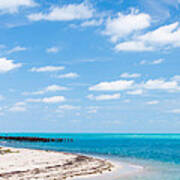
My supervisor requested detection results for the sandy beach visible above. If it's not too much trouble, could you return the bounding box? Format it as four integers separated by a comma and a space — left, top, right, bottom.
0, 146, 114, 180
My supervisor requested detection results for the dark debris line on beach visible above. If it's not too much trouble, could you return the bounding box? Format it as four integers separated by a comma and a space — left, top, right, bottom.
0, 136, 73, 143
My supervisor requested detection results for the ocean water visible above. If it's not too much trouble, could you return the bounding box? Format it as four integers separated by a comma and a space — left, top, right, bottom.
0, 133, 180, 179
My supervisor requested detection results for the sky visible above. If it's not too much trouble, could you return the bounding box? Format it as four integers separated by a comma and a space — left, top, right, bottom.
0, 0, 180, 133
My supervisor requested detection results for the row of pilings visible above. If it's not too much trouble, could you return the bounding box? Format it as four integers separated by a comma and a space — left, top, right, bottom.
0, 136, 73, 143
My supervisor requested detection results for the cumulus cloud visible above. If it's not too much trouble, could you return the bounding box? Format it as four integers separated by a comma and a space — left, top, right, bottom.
87, 93, 120, 101
142, 79, 179, 91
140, 58, 164, 65
9, 102, 27, 112
23, 85, 68, 95
46, 47, 59, 53
26, 96, 66, 103
138, 22, 180, 48
89, 80, 134, 91
28, 3, 94, 21
118, 22, 180, 52
0, 57, 22, 73
87, 106, 99, 114
30, 66, 64, 72
0, 0, 37, 14
81, 19, 103, 27
120, 73, 141, 78
45, 85, 67, 91
89, 77, 180, 94
151, 58, 164, 64
7, 46, 27, 54
171, 75, 180, 82
57, 72, 79, 79
104, 10, 151, 43
170, 109, 180, 114
15, 102, 26, 106
127, 89, 143, 95
138, 79, 180, 93
115, 41, 153, 52
140, 60, 147, 65
124, 99, 131, 103
9, 106, 26, 112
103, 8, 180, 52
26, 98, 42, 103
58, 105, 80, 110
146, 100, 159, 105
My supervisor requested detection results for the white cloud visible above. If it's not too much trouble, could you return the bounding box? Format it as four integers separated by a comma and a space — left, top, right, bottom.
140, 60, 147, 65
170, 109, 180, 114
9, 102, 27, 112
26, 96, 65, 103
142, 79, 180, 91
146, 100, 159, 105
0, 57, 22, 73
30, 66, 64, 72
171, 75, 180, 82
140, 58, 164, 65
120, 73, 141, 78
28, 3, 94, 21
105, 11, 180, 52
46, 47, 59, 53
9, 106, 26, 112
87, 109, 97, 114
89, 77, 180, 94
87, 106, 99, 114
40, 96, 66, 103
104, 10, 151, 43
23, 85, 68, 95
115, 41, 153, 52
81, 19, 103, 27
7, 46, 27, 54
89, 80, 134, 91
87, 93, 121, 101
26, 98, 41, 103
58, 105, 80, 110
124, 99, 131, 103
138, 22, 180, 48
45, 85, 67, 91
127, 89, 143, 95
151, 58, 164, 64
57, 72, 79, 79
117, 22, 180, 52
0, 0, 37, 14
14, 102, 26, 106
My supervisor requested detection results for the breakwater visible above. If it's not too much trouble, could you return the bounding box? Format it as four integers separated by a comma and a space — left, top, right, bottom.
0, 136, 73, 143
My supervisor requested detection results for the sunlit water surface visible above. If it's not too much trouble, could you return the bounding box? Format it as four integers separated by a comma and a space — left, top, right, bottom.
0, 133, 180, 180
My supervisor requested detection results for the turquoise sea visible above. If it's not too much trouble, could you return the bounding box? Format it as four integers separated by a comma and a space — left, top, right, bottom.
0, 133, 180, 179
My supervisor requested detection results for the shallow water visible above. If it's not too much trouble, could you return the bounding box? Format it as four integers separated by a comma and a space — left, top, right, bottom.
0, 133, 180, 179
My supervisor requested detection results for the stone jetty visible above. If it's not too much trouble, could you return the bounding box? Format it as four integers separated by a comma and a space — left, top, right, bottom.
0, 136, 73, 143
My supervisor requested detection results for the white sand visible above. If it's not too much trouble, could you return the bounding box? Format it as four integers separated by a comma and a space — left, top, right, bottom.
0, 146, 143, 180
0, 147, 113, 180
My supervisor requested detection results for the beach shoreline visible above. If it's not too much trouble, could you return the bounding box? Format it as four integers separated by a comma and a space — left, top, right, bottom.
0, 146, 143, 180
0, 146, 115, 180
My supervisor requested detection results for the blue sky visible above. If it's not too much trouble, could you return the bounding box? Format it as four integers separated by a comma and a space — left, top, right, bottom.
0, 0, 180, 133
